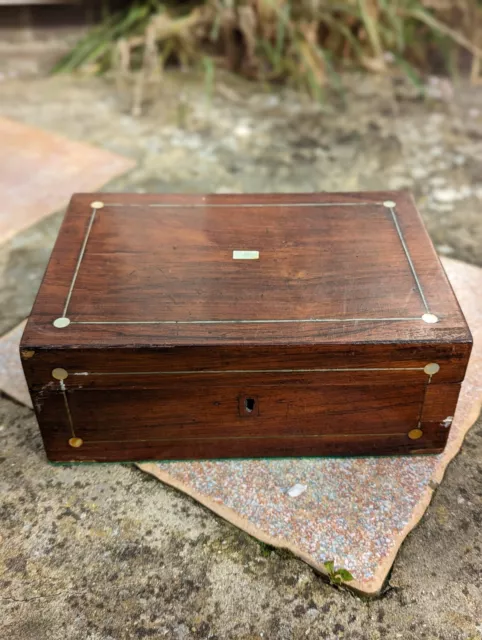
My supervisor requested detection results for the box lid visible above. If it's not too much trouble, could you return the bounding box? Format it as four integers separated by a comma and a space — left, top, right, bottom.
21, 191, 471, 361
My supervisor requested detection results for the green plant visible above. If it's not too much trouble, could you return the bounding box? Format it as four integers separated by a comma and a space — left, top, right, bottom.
323, 560, 354, 587
202, 55, 216, 105
52, 0, 163, 75
258, 541, 276, 557
52, 0, 482, 104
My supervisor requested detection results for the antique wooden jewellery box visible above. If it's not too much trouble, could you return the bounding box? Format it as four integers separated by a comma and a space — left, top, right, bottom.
21, 191, 472, 462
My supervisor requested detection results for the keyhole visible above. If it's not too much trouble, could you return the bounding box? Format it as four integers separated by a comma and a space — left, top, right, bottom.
245, 398, 255, 413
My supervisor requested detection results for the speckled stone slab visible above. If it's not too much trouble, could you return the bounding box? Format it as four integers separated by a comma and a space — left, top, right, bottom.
140, 258, 482, 595
0, 116, 135, 245
0, 320, 32, 409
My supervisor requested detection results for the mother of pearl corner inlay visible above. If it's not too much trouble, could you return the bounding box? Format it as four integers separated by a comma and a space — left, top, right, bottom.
53, 317, 71, 328
422, 313, 439, 324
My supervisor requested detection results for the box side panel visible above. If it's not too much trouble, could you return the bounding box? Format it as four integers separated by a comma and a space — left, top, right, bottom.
420, 383, 462, 432
395, 191, 471, 341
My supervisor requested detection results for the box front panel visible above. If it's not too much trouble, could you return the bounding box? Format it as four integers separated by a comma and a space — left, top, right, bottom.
33, 374, 456, 461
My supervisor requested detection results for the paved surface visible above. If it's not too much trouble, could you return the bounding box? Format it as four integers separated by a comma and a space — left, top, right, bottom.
0, 116, 134, 244
140, 255, 482, 595
0, 72, 481, 638
0, 320, 30, 408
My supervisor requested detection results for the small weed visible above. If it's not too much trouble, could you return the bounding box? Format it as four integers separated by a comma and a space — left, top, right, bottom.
258, 541, 276, 557
323, 559, 354, 587
202, 56, 215, 107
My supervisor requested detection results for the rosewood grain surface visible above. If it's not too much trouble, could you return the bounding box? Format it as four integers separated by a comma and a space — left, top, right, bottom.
22, 191, 471, 347
22, 343, 471, 388
36, 424, 449, 463
21, 191, 472, 462
41, 383, 427, 437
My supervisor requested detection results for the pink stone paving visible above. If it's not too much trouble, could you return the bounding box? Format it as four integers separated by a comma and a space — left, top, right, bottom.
139, 257, 482, 595
0, 117, 135, 244
0, 320, 31, 408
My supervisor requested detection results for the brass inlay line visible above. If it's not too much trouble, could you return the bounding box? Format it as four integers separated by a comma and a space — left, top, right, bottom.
387, 204, 430, 314
103, 201, 382, 209
60, 380, 76, 438
86, 431, 408, 444
414, 376, 432, 432
63, 207, 97, 317
70, 317, 426, 325
70, 366, 426, 376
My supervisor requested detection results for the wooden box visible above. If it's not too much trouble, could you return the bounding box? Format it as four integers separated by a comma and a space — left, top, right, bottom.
21, 191, 472, 462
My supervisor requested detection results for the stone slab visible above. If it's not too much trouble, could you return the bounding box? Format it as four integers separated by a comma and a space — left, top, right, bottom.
139, 257, 482, 595
0, 319, 31, 409
0, 116, 135, 245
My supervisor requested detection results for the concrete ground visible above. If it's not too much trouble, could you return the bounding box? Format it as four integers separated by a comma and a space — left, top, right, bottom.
0, 72, 481, 639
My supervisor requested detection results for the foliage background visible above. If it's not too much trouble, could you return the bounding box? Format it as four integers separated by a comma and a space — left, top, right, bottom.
54, 0, 482, 109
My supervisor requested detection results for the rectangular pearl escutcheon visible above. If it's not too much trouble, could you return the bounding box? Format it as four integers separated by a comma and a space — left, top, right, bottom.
232, 250, 259, 260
